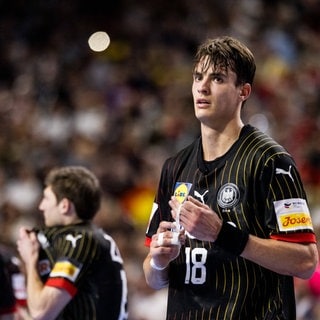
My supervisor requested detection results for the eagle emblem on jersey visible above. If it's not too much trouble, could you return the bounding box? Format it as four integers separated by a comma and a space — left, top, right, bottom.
217, 183, 240, 209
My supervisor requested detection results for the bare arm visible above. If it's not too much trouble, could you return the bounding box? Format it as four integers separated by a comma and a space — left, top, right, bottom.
242, 235, 318, 279
25, 264, 71, 320
17, 227, 72, 320
143, 253, 169, 290
170, 196, 318, 279
143, 221, 185, 290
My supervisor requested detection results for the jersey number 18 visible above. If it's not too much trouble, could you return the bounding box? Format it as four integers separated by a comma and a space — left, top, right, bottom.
184, 247, 207, 285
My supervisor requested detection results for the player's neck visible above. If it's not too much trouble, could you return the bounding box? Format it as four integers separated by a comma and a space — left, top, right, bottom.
201, 122, 243, 161
62, 214, 86, 226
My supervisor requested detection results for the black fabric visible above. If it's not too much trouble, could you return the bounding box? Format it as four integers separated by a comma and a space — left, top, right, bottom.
215, 221, 249, 255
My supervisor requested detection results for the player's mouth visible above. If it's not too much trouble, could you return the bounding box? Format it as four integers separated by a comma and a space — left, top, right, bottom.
196, 98, 210, 107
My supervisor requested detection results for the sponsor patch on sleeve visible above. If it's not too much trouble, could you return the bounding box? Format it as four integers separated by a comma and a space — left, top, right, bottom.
50, 260, 82, 283
274, 198, 314, 232
38, 259, 51, 276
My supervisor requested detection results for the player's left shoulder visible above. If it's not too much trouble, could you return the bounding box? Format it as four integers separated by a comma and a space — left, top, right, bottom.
58, 224, 92, 247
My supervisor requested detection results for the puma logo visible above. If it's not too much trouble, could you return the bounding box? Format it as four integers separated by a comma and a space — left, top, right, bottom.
276, 165, 294, 182
66, 234, 83, 248
194, 190, 209, 204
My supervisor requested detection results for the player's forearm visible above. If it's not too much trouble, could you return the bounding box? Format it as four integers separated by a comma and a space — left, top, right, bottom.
143, 255, 169, 290
241, 235, 318, 279
25, 264, 47, 319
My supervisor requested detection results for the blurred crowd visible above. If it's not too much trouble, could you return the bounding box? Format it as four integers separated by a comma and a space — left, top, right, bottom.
0, 0, 320, 319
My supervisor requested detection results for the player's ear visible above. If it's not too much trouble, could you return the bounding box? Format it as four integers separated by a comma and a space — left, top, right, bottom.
59, 197, 72, 215
239, 83, 251, 101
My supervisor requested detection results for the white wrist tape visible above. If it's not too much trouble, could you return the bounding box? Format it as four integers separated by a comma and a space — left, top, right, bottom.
170, 232, 180, 245
157, 232, 164, 246
157, 231, 180, 246
150, 258, 166, 270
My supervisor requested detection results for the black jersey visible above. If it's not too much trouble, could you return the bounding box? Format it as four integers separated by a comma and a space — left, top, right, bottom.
36, 222, 128, 320
145, 125, 316, 320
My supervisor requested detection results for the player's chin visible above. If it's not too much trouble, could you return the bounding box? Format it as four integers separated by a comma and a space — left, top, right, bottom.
43, 219, 52, 227
194, 108, 211, 119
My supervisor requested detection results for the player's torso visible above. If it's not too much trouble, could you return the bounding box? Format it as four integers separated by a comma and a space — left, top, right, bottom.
163, 127, 295, 319
37, 224, 128, 320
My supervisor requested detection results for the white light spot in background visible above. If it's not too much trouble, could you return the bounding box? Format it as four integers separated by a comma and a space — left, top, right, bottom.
88, 31, 110, 52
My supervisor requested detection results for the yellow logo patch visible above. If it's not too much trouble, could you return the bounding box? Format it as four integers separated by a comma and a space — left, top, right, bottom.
174, 182, 192, 204
50, 260, 81, 282
278, 213, 313, 231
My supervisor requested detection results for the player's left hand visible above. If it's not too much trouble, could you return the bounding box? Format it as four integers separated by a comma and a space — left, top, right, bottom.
170, 195, 222, 242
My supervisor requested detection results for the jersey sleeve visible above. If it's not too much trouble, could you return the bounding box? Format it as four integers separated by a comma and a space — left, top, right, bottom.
260, 154, 316, 243
45, 232, 94, 297
145, 158, 175, 246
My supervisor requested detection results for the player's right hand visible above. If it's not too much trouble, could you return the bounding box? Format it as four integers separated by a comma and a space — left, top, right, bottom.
150, 221, 185, 269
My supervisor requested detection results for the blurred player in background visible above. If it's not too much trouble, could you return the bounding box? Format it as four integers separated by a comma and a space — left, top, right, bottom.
17, 166, 128, 320
0, 243, 27, 320
0, 251, 16, 320
143, 36, 318, 319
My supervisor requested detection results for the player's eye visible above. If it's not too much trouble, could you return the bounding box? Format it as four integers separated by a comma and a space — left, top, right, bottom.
193, 72, 202, 81
213, 76, 223, 83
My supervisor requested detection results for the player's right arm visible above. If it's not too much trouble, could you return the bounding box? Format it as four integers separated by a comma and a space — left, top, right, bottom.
17, 228, 72, 320
143, 253, 169, 290
25, 281, 71, 320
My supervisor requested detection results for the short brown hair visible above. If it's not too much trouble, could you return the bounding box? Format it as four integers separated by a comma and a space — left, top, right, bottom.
194, 36, 256, 86
45, 166, 101, 220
